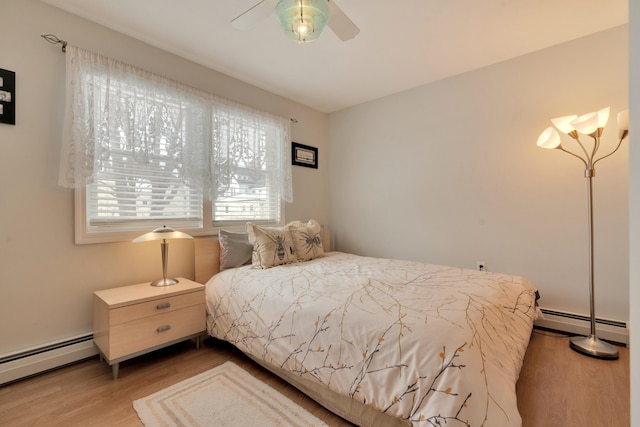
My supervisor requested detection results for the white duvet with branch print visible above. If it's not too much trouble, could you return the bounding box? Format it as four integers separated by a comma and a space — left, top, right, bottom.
205, 252, 537, 426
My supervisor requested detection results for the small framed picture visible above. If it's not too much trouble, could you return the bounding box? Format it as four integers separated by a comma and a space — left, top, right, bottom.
292, 142, 318, 169
0, 68, 15, 125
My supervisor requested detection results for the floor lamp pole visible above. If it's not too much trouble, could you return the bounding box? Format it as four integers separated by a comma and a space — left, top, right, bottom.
568, 169, 619, 359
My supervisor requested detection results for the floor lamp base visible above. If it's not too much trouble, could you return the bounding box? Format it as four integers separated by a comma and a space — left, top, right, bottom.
569, 334, 619, 360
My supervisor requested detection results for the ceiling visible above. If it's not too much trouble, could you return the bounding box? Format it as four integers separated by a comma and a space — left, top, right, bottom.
41, 0, 628, 113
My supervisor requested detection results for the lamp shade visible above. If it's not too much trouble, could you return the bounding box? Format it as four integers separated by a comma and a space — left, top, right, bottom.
275, 0, 330, 42
133, 225, 193, 243
551, 115, 577, 134
617, 109, 629, 138
570, 112, 599, 135
537, 127, 561, 149
570, 107, 610, 135
596, 106, 610, 128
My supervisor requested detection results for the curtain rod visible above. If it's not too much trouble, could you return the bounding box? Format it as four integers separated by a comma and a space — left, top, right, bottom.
41, 34, 67, 52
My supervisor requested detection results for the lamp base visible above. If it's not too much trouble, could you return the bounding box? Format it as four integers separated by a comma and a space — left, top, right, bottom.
569, 334, 619, 360
150, 278, 179, 287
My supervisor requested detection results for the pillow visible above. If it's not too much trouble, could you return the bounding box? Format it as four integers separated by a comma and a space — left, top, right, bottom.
219, 229, 253, 270
246, 223, 297, 269
287, 219, 324, 261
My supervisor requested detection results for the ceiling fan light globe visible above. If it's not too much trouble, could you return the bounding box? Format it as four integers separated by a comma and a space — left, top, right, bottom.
276, 0, 329, 42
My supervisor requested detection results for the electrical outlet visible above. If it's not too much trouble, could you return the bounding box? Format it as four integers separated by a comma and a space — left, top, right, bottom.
476, 262, 486, 272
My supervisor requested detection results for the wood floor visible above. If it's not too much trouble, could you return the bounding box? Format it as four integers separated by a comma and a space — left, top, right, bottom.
0, 329, 629, 427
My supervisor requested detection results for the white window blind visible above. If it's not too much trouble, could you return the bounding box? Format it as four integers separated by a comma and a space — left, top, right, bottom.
86, 141, 203, 233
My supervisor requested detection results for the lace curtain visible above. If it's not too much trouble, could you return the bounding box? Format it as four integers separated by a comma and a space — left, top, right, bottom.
60, 45, 292, 203
211, 100, 292, 203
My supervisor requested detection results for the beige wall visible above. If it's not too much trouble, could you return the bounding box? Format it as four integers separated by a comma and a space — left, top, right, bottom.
0, 0, 329, 356
328, 26, 629, 324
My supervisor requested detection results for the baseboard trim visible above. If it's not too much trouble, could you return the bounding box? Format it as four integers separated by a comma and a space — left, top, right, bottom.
0, 334, 98, 386
535, 308, 628, 346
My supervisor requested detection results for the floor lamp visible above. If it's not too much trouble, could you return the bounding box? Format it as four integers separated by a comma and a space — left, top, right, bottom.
536, 107, 628, 359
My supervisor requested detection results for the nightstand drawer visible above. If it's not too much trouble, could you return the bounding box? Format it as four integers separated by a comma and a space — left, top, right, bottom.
107, 303, 205, 360
109, 290, 203, 326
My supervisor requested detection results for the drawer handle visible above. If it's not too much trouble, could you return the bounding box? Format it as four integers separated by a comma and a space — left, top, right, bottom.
156, 303, 171, 310
156, 325, 171, 333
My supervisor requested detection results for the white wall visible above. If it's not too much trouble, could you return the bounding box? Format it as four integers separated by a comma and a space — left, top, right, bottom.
628, 0, 638, 424
328, 26, 629, 325
0, 0, 329, 357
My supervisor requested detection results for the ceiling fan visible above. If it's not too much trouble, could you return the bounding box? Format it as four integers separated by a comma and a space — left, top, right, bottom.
231, 0, 360, 43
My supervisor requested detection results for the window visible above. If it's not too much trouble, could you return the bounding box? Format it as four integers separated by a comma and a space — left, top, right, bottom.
61, 46, 292, 243
210, 105, 290, 226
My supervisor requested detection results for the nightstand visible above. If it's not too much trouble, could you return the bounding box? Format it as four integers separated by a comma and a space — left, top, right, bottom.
93, 277, 206, 379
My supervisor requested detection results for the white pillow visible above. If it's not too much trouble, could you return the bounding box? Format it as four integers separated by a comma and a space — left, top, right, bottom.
287, 219, 324, 261
246, 223, 297, 269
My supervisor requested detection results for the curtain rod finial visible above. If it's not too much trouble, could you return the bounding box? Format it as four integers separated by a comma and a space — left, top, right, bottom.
41, 34, 68, 52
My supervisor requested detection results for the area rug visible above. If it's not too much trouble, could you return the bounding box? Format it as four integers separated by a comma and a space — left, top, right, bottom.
133, 361, 329, 427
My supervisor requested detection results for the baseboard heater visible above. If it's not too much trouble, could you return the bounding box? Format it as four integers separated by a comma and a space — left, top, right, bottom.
0, 334, 98, 386
535, 308, 628, 345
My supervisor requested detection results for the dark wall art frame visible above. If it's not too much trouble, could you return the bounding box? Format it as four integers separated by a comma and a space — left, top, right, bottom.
0, 68, 15, 125
292, 142, 318, 169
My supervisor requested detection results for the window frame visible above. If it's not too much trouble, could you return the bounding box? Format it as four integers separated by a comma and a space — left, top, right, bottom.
75, 187, 284, 244
76, 110, 286, 244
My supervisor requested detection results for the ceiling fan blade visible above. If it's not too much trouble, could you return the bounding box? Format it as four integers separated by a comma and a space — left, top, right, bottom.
327, 0, 360, 41
231, 0, 278, 31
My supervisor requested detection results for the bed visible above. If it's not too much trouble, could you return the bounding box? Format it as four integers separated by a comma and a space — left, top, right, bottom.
195, 222, 538, 426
